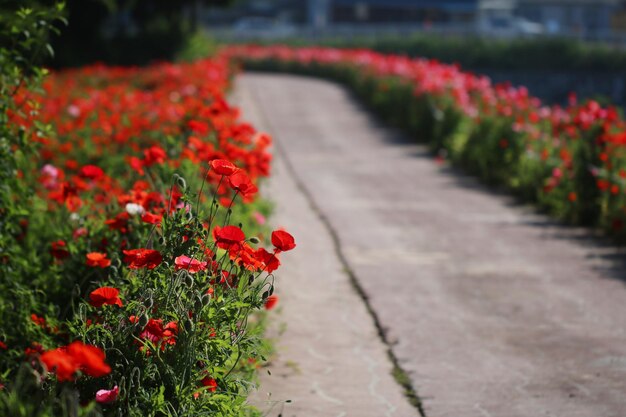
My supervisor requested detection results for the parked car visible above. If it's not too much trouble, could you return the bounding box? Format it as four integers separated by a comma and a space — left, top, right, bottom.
232, 17, 297, 39
478, 15, 545, 37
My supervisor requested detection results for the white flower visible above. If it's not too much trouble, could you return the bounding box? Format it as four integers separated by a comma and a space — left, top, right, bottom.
125, 203, 145, 216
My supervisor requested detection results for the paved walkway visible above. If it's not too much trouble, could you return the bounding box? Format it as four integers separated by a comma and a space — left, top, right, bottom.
235, 73, 626, 417
233, 75, 418, 417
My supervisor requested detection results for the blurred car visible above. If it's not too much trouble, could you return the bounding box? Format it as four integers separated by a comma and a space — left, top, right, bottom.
232, 17, 297, 39
478, 15, 545, 37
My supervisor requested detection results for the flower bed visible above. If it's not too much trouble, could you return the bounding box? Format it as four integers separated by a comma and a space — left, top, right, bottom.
227, 45, 626, 238
1, 54, 294, 416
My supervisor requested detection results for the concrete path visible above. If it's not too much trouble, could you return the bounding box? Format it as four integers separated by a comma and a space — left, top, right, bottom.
235, 73, 626, 417
233, 75, 419, 417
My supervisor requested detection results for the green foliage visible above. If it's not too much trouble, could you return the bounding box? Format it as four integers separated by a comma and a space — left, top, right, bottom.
176, 31, 220, 62
0, 0, 66, 375
0, 365, 101, 417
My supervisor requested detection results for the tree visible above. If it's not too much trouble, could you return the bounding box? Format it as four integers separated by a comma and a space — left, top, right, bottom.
49, 0, 236, 66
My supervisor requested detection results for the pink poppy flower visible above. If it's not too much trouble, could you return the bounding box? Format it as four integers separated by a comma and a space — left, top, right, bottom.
96, 385, 119, 404
174, 255, 207, 274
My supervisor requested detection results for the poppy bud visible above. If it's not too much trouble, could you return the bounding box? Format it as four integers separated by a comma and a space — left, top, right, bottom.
176, 176, 187, 191
194, 295, 203, 310
249, 237, 260, 244
185, 274, 194, 287
184, 318, 193, 332
201, 294, 211, 306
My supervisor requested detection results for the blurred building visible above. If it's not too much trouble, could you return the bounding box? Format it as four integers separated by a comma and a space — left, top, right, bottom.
207, 0, 478, 28
326, 0, 478, 24
206, 0, 626, 41
205, 0, 308, 25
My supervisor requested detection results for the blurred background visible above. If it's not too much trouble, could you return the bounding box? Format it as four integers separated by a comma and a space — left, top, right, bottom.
204, 0, 626, 105
27, 0, 626, 105
209, 0, 624, 42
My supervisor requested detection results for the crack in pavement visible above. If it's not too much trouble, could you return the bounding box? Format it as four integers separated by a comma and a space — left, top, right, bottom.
245, 75, 427, 417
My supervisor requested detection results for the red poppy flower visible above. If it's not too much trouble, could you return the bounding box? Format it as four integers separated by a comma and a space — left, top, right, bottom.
141, 212, 162, 225
41, 341, 110, 381
218, 197, 232, 208
50, 240, 70, 259
139, 319, 178, 349
40, 348, 78, 382
210, 159, 237, 176
163, 321, 178, 343
254, 248, 281, 273
31, 314, 46, 328
264, 294, 279, 310
143, 145, 167, 166
86, 252, 111, 268
89, 287, 123, 308
188, 120, 209, 135
271, 230, 296, 252
104, 212, 130, 234
228, 170, 258, 198
0, 341, 7, 350
24, 342, 44, 357
67, 341, 111, 378
129, 156, 144, 175
213, 225, 245, 247
78, 165, 104, 180
123, 248, 162, 269
233, 243, 265, 271
65, 159, 78, 170
200, 376, 217, 392
140, 319, 164, 343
